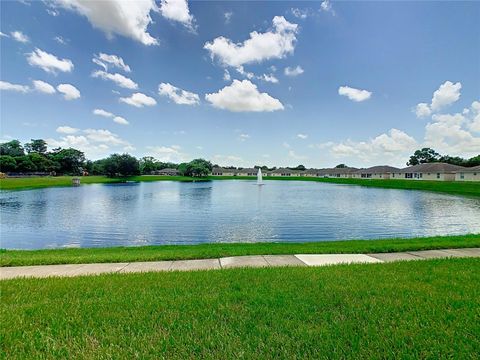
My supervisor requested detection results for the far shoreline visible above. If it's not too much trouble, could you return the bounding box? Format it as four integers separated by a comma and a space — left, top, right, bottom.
1, 174, 479, 197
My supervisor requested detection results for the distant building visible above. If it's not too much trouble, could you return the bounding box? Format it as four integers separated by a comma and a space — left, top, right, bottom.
152, 168, 179, 176
322, 168, 358, 178
236, 168, 257, 176
396, 163, 465, 181
455, 165, 480, 182
211, 167, 237, 176
353, 166, 400, 179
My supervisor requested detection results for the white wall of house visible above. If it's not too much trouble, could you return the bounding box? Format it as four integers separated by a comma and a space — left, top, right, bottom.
455, 172, 480, 181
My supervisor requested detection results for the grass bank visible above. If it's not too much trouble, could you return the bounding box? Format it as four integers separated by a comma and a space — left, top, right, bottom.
0, 175, 199, 191
1, 234, 478, 267
211, 175, 480, 197
1, 174, 479, 197
2, 258, 479, 358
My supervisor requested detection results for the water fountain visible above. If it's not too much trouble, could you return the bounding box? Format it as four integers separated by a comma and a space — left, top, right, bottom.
257, 168, 264, 185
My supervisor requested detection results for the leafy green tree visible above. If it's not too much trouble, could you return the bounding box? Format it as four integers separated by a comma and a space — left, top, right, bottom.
0, 155, 17, 172
103, 154, 140, 177
291, 164, 306, 171
28, 153, 57, 172
25, 139, 48, 154
49, 148, 85, 175
177, 162, 188, 176
15, 156, 37, 172
139, 156, 158, 174
185, 158, 212, 177
407, 148, 441, 166
0, 140, 24, 157
335, 164, 347, 168
465, 155, 480, 167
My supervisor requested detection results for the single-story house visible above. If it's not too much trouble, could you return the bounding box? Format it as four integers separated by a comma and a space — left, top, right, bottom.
455, 165, 480, 182
211, 167, 237, 176
322, 167, 358, 178
236, 168, 257, 176
269, 168, 302, 177
152, 168, 179, 176
353, 166, 400, 179
396, 163, 465, 181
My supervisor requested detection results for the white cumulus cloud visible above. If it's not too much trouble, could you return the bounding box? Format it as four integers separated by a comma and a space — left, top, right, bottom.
204, 16, 298, 68
57, 83, 80, 100
93, 53, 131, 72
158, 82, 199, 105
48, 0, 159, 45
91, 70, 138, 89
120, 92, 157, 107
284, 65, 304, 77
33, 80, 56, 94
0, 80, 30, 93
27, 48, 74, 74
338, 86, 372, 102
11, 31, 29, 43
56, 126, 79, 134
146, 145, 188, 162
160, 0, 196, 31
414, 81, 462, 118
93, 109, 114, 118
205, 79, 284, 112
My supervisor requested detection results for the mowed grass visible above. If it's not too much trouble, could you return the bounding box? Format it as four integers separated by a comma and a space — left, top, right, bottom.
1, 258, 479, 359
1, 174, 479, 196
1, 234, 479, 267
0, 175, 199, 190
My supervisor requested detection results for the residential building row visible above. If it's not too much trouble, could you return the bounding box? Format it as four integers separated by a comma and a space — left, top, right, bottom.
211, 163, 480, 182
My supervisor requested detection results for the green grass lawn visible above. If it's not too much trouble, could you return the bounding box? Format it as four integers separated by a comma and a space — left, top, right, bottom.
1, 234, 479, 267
0, 175, 200, 190
1, 174, 479, 197
1, 258, 478, 359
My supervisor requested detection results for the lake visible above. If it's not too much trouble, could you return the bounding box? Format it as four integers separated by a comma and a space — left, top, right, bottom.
1, 180, 479, 250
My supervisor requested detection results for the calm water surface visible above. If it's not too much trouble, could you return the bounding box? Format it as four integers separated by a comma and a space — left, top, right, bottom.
1, 180, 479, 249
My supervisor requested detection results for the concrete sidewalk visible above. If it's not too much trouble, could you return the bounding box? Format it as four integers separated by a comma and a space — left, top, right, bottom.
1, 248, 479, 280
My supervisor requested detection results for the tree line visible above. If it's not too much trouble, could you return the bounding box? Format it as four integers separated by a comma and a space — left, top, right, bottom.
1, 139, 479, 177
0, 139, 212, 177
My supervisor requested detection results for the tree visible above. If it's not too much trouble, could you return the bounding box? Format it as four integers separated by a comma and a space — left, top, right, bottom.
0, 140, 24, 157
28, 153, 57, 172
291, 164, 306, 171
184, 158, 212, 177
103, 154, 140, 177
177, 162, 188, 176
139, 156, 158, 174
49, 148, 85, 175
15, 156, 37, 172
0, 155, 17, 172
25, 139, 47, 154
407, 148, 441, 166
465, 155, 480, 167
335, 164, 347, 168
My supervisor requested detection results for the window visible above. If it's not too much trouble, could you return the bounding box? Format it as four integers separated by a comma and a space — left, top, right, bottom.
437, 173, 440, 179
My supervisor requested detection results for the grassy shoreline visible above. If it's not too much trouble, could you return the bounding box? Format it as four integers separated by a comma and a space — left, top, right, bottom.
1, 174, 479, 197
1, 234, 478, 267
2, 258, 479, 358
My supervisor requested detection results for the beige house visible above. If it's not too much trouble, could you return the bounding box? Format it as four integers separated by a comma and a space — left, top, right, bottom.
455, 165, 480, 182
236, 168, 257, 176
269, 168, 303, 177
396, 163, 465, 181
152, 168, 179, 176
211, 167, 237, 176
353, 166, 400, 179
322, 167, 358, 178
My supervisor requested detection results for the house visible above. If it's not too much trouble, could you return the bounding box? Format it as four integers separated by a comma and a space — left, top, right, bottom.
153, 168, 179, 176
269, 168, 301, 177
397, 163, 465, 181
455, 165, 480, 182
353, 166, 400, 179
236, 168, 257, 176
211, 167, 237, 176
323, 167, 358, 178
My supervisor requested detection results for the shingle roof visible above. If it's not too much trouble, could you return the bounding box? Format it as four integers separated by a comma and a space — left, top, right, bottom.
354, 166, 400, 174
460, 165, 480, 172
400, 163, 466, 173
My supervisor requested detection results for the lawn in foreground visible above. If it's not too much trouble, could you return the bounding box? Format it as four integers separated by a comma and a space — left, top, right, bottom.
1, 258, 479, 359
1, 234, 479, 267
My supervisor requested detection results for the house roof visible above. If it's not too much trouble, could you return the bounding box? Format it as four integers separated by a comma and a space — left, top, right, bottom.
400, 163, 466, 173
354, 166, 400, 174
323, 167, 358, 174
460, 165, 480, 172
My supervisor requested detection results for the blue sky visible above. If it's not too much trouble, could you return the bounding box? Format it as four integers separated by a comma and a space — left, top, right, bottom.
1, 0, 479, 168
